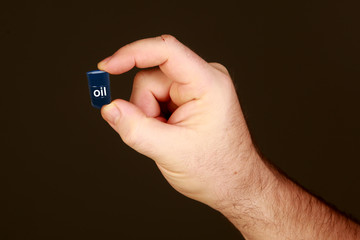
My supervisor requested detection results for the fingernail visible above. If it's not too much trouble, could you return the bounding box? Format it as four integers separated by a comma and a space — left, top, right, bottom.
102, 102, 121, 125
98, 56, 112, 70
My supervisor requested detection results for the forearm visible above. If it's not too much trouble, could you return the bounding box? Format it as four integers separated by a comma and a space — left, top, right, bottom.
216, 153, 360, 240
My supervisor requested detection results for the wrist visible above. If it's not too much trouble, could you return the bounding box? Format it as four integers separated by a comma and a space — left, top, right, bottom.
212, 148, 278, 221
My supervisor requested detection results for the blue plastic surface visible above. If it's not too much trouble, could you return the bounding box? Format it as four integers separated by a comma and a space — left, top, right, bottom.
87, 70, 111, 109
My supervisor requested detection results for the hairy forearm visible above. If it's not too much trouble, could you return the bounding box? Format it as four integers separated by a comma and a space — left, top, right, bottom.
216, 153, 360, 240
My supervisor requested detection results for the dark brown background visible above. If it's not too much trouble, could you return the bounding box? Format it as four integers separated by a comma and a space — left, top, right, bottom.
1, 0, 359, 239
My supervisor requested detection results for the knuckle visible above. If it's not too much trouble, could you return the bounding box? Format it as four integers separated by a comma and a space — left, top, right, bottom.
160, 34, 177, 43
134, 70, 146, 80
121, 124, 140, 148
133, 70, 148, 87
133, 69, 158, 89
209, 62, 230, 75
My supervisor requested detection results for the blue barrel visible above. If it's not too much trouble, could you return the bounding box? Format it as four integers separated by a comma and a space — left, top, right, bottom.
87, 70, 111, 109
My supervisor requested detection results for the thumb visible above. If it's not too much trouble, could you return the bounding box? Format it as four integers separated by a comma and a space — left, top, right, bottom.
101, 99, 176, 160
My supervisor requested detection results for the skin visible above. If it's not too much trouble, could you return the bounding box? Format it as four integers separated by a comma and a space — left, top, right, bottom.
98, 35, 360, 239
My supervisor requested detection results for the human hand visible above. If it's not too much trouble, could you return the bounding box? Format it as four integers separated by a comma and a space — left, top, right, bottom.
98, 35, 258, 209
97, 35, 360, 240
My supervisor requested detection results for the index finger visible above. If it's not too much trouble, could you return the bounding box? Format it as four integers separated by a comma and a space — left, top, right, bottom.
98, 35, 211, 85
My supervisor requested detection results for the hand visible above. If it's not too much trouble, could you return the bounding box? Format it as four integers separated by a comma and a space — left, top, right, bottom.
98, 35, 257, 208
98, 35, 360, 239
